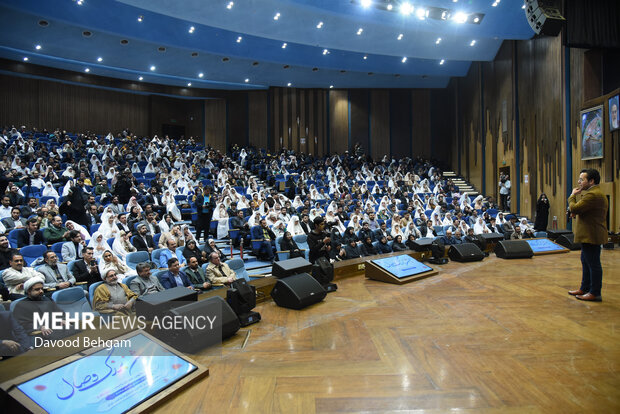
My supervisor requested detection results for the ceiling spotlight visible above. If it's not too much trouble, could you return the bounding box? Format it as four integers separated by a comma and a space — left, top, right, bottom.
189, 26, 195, 33
387, 4, 393, 10
97, 57, 103, 62
273, 12, 280, 20
439, 59, 445, 65
323, 49, 329, 55
363, 55, 368, 60
397, 33, 403, 40
187, 82, 192, 87
245, 78, 249, 83
35, 44, 41, 50
198, 72, 204, 78
76, 0, 83, 5
329, 85, 334, 89
441, 11, 449, 20
84, 68, 90, 72
137, 15, 143, 22
522, 4, 526, 9
282, 42, 287, 49
474, 16, 480, 23
287, 82, 292, 87
492, 0, 500, 6
357, 28, 363, 35
237, 36, 242, 43
150, 65, 156, 71
361, 0, 372, 8
402, 57, 407, 63
436, 37, 442, 44
226, 2, 234, 10
400, 2, 414, 16
23, 57, 29, 61
316, 21, 323, 29
416, 8, 428, 19
138, 76, 143, 81
453, 12, 468, 23
470, 40, 476, 46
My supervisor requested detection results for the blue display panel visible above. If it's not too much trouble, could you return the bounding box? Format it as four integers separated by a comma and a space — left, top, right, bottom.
526, 238, 567, 253
17, 333, 197, 414
371, 255, 432, 279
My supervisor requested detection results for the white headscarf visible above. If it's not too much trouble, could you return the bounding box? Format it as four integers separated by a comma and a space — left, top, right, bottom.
87, 232, 108, 258
42, 182, 60, 201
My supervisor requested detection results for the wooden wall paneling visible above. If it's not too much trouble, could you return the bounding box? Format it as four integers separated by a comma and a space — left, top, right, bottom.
319, 90, 327, 156
370, 90, 389, 161
389, 89, 412, 158
429, 86, 456, 167
272, 88, 280, 151
248, 91, 268, 150
458, 64, 482, 191
226, 92, 248, 147
411, 90, 431, 158
292, 89, 299, 152
299, 89, 307, 154
282, 88, 289, 150
349, 89, 369, 154
329, 90, 349, 154
307, 90, 315, 156
204, 99, 226, 152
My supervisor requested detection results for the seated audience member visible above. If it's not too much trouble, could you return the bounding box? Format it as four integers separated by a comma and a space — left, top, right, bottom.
440, 229, 461, 245
205, 252, 236, 286
184, 256, 212, 290
112, 231, 136, 261
0, 235, 16, 270
159, 239, 186, 268
329, 242, 347, 261
129, 262, 165, 297
342, 227, 359, 244
360, 236, 377, 257
3, 207, 27, 231
488, 217, 503, 234
377, 236, 393, 254
502, 217, 518, 236
16, 218, 44, 248
159, 258, 194, 289
140, 212, 160, 236
20, 197, 39, 219
182, 239, 207, 265
279, 231, 304, 259
93, 269, 138, 315
405, 234, 418, 251
392, 234, 407, 252
523, 228, 535, 239
86, 204, 101, 227
70, 247, 100, 286
37, 251, 75, 290
420, 220, 437, 237
510, 225, 523, 240
132, 224, 156, 253
250, 219, 276, 261
43, 215, 70, 244
229, 209, 250, 248
358, 222, 375, 242
88, 231, 108, 259
0, 310, 30, 357
61, 230, 86, 261
8, 186, 25, 207
116, 213, 131, 233
2, 253, 45, 299
158, 224, 184, 248
344, 239, 363, 259
376, 222, 393, 241
99, 249, 134, 279
13, 277, 79, 340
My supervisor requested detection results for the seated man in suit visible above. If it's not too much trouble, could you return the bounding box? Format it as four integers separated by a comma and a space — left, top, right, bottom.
132, 224, 156, 254
250, 219, 276, 261
440, 229, 461, 245
37, 251, 76, 291
16, 218, 44, 248
116, 213, 132, 233
4, 207, 27, 231
420, 220, 437, 238
139, 212, 161, 236
0, 235, 16, 270
86, 204, 101, 228
487, 217, 503, 234
61, 230, 86, 262
93, 269, 138, 316
205, 252, 236, 286
159, 239, 186, 268
43, 215, 70, 244
510, 225, 523, 240
0, 310, 30, 357
2, 253, 46, 299
69, 247, 100, 286
129, 262, 165, 296
159, 258, 194, 290
184, 256, 212, 290
158, 224, 184, 249
229, 209, 250, 248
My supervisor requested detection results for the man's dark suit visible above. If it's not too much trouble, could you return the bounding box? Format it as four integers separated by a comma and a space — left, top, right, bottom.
0, 311, 30, 356
70, 259, 101, 285
160, 270, 192, 289
16, 228, 44, 248
132, 234, 155, 252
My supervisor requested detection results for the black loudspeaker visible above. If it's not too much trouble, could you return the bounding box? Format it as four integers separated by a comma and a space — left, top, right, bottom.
226, 279, 261, 327
272, 257, 313, 278
556, 233, 582, 250
546, 229, 573, 240
495, 240, 534, 259
163, 296, 240, 353
136, 286, 198, 321
448, 243, 485, 262
525, 0, 565, 36
312, 256, 337, 292
410, 238, 434, 252
270, 273, 327, 310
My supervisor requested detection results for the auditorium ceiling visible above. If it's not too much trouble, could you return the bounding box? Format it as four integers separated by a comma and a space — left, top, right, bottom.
0, 0, 534, 90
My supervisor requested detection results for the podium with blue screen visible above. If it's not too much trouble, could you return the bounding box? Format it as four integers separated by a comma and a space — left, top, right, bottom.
526, 238, 570, 255
365, 253, 438, 284
2, 330, 208, 414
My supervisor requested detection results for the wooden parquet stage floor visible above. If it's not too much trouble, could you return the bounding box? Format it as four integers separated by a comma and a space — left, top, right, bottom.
155, 249, 620, 413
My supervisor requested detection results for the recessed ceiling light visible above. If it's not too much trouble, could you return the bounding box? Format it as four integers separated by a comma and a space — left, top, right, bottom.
453, 12, 468, 23
316, 21, 323, 29
23, 57, 28, 61
273, 12, 280, 20
97, 57, 103, 62
137, 15, 143, 22
76, 0, 83, 5
329, 85, 334, 88
400, 2, 414, 15
436, 37, 442, 44
402, 57, 407, 63
357, 28, 363, 35
397, 33, 403, 40
323, 49, 329, 55
226, 2, 234, 10
187, 82, 192, 87
287, 82, 292, 87
84, 68, 90, 72
198, 72, 204, 78
120, 39, 129, 45
282, 42, 287, 49
361, 0, 372, 8
191, 52, 199, 57
237, 36, 242, 43
189, 26, 195, 34
387, 4, 393, 10
363, 55, 368, 60
245, 78, 249, 83
441, 11, 449, 20
158, 46, 166, 52
492, 0, 500, 6
252, 61, 259, 66
439, 59, 445, 65
283, 65, 290, 69
222, 57, 230, 62
416, 8, 428, 19
138, 76, 143, 81
38, 20, 49, 27
312, 67, 319, 72
470, 40, 476, 46
82, 30, 92, 37
474, 16, 480, 23
35, 44, 41, 50
150, 65, 156, 71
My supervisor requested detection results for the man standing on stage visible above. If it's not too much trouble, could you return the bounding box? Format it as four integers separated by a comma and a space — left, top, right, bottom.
567, 169, 608, 302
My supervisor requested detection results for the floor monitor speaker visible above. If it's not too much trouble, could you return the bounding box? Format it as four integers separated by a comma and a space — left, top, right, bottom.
448, 243, 485, 262
494, 240, 534, 259
270, 273, 327, 310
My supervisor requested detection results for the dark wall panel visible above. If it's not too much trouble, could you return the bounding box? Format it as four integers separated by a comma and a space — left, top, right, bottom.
349, 89, 369, 153
411, 89, 431, 158
370, 90, 389, 161
227, 92, 248, 148
248, 91, 268, 150
389, 89, 412, 158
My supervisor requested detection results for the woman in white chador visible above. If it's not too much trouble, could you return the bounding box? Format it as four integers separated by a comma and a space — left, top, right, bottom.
212, 203, 230, 240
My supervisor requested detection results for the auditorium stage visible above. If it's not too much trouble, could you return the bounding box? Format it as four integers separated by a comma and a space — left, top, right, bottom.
150, 249, 620, 413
